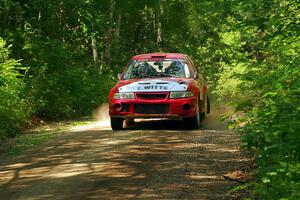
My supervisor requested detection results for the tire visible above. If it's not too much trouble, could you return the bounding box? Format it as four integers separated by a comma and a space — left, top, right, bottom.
200, 95, 210, 121
207, 95, 210, 114
183, 103, 201, 130
110, 117, 123, 130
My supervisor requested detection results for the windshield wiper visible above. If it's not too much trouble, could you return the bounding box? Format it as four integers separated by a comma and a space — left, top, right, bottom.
134, 73, 177, 78
137, 74, 159, 78
158, 73, 177, 77
132, 74, 156, 79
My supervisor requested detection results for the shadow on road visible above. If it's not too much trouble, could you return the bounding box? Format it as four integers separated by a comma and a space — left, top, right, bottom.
0, 112, 250, 200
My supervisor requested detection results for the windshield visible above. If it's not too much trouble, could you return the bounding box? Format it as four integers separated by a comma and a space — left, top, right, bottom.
122, 59, 191, 80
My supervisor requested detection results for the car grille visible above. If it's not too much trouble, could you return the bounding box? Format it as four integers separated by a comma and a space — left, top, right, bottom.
121, 103, 130, 112
136, 93, 168, 100
134, 104, 169, 114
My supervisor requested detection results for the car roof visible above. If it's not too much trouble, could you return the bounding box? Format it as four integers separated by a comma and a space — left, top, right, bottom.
132, 53, 188, 60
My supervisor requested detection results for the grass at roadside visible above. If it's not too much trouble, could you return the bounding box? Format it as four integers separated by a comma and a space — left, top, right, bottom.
7, 129, 64, 156
0, 119, 94, 157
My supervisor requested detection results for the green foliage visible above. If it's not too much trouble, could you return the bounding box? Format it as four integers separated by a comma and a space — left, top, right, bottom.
0, 38, 31, 140
205, 0, 300, 198
31, 67, 115, 119
0, 1, 299, 198
0, 0, 116, 139
228, 0, 300, 199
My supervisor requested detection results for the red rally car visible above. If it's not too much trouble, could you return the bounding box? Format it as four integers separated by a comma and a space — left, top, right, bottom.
108, 53, 210, 130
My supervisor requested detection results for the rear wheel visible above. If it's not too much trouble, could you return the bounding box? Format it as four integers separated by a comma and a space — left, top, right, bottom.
207, 95, 210, 114
200, 95, 210, 121
110, 117, 123, 130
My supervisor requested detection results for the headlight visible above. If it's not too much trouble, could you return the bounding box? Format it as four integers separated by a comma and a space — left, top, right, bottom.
169, 91, 194, 98
113, 92, 135, 99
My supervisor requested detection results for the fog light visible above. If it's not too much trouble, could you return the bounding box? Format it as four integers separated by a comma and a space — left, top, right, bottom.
182, 103, 191, 110
114, 103, 122, 111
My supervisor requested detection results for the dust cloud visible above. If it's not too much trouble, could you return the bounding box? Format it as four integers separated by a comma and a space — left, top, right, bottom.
92, 103, 110, 122
70, 104, 110, 132
91, 103, 110, 127
200, 100, 235, 130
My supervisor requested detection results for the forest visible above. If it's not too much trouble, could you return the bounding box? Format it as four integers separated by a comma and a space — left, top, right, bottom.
0, 0, 299, 199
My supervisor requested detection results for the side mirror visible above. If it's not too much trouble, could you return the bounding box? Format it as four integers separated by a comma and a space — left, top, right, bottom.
194, 72, 199, 79
117, 73, 121, 80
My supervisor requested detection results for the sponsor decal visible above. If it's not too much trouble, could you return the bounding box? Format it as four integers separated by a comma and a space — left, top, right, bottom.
119, 79, 187, 92
138, 85, 168, 90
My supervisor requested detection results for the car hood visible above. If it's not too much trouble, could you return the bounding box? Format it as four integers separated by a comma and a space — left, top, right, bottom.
116, 77, 192, 93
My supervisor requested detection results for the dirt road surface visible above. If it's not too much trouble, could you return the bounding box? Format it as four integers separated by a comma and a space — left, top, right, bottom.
0, 110, 251, 200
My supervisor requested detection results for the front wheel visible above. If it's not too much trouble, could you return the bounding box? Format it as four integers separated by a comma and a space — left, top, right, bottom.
183, 104, 200, 130
110, 117, 123, 130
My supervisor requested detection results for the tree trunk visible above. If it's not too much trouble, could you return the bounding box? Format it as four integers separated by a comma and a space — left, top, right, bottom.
103, 0, 116, 66
156, 0, 164, 46
91, 35, 99, 65
37, 10, 42, 35
103, 31, 110, 66
114, 11, 122, 42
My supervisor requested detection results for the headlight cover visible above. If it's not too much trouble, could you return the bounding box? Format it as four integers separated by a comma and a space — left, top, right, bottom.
169, 91, 194, 98
113, 92, 135, 99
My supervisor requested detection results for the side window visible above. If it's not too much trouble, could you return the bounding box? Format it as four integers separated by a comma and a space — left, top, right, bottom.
183, 64, 190, 78
185, 56, 196, 77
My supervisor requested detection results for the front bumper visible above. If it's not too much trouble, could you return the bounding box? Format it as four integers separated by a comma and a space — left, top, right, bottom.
109, 95, 198, 119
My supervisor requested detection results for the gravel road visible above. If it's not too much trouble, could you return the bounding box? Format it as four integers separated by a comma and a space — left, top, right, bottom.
0, 111, 251, 200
